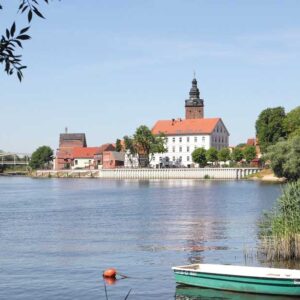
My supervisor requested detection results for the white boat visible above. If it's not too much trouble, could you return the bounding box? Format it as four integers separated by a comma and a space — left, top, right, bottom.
172, 263, 300, 296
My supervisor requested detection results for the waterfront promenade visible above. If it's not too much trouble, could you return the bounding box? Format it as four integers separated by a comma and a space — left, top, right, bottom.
35, 167, 260, 179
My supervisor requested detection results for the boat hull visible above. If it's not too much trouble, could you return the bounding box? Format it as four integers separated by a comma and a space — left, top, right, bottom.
174, 270, 300, 296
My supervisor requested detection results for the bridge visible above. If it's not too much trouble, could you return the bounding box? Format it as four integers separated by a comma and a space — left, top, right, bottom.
0, 152, 31, 166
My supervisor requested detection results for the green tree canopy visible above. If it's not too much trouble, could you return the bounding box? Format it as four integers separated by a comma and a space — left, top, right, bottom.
218, 147, 231, 162
192, 148, 207, 167
29, 145, 53, 169
206, 147, 218, 163
265, 135, 300, 181
243, 146, 256, 163
124, 125, 166, 167
115, 139, 122, 152
236, 143, 246, 148
255, 107, 286, 153
231, 147, 243, 162
283, 106, 300, 138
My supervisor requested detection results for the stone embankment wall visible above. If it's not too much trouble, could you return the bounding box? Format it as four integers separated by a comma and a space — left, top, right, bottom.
35, 168, 260, 179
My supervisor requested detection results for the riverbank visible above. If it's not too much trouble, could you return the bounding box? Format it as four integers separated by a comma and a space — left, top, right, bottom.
33, 167, 261, 179
247, 168, 286, 183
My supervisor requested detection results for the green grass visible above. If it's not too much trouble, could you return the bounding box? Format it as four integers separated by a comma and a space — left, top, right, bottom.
259, 180, 300, 260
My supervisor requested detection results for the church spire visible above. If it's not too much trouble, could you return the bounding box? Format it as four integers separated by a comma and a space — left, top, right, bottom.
189, 77, 200, 99
185, 76, 204, 119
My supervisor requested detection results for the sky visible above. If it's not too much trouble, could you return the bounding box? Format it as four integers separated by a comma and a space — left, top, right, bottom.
1, 0, 300, 154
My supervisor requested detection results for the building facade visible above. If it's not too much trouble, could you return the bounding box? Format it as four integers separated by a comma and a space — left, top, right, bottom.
55, 132, 87, 170
150, 77, 230, 168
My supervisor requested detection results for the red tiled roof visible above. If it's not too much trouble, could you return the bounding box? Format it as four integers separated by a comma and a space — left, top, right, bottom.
98, 143, 115, 152
56, 148, 73, 159
152, 118, 221, 135
247, 138, 256, 146
72, 147, 101, 158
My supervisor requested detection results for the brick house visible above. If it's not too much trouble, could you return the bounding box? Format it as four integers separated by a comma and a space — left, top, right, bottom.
103, 151, 125, 169
55, 133, 87, 170
72, 147, 101, 169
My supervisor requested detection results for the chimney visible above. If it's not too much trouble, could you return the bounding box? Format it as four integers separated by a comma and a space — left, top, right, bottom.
65, 127, 68, 134
172, 118, 175, 125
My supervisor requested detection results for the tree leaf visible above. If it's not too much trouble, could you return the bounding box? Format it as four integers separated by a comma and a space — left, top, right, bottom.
21, 5, 28, 13
33, 6, 45, 19
10, 22, 16, 37
17, 34, 31, 40
6, 29, 10, 39
17, 71, 22, 82
28, 10, 33, 22
18, 2, 25, 11
20, 26, 30, 34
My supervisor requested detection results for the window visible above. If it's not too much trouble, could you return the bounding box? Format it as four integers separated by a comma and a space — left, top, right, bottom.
194, 137, 197, 142
153, 157, 155, 161
75, 160, 78, 165
173, 156, 175, 161
179, 156, 182, 161
202, 136, 205, 142
179, 137, 182, 142
166, 137, 168, 143
159, 157, 162, 161
194, 146, 197, 150
172, 146, 175, 152
172, 137, 175, 143
179, 146, 182, 152
187, 136, 190, 142
187, 146, 190, 152
187, 156, 190, 161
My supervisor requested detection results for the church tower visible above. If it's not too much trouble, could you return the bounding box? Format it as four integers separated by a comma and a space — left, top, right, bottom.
185, 77, 204, 119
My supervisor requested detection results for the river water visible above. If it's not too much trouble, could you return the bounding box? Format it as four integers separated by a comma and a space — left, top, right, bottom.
0, 177, 284, 299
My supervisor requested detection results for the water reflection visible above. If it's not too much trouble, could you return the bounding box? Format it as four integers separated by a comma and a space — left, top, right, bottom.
0, 178, 282, 299
175, 285, 295, 300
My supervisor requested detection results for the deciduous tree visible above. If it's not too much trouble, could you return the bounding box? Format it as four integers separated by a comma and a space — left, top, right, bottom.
29, 145, 53, 169
192, 148, 207, 167
115, 139, 122, 152
124, 125, 166, 167
284, 106, 300, 138
255, 107, 286, 153
231, 147, 243, 162
243, 146, 256, 163
218, 147, 230, 163
265, 135, 300, 181
206, 147, 218, 164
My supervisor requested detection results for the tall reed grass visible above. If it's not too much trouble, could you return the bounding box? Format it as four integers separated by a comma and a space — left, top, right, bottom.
259, 180, 300, 260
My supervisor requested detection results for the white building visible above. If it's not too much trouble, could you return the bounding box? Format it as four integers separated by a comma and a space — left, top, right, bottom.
124, 77, 230, 168
151, 118, 229, 168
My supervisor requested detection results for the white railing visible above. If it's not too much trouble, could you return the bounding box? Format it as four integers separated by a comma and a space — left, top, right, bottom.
36, 168, 261, 179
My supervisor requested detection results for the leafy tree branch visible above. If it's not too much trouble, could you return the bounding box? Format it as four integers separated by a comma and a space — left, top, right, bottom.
0, 0, 50, 81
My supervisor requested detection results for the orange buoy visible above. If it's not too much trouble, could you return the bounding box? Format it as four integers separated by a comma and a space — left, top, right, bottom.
104, 277, 117, 285
103, 268, 117, 278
